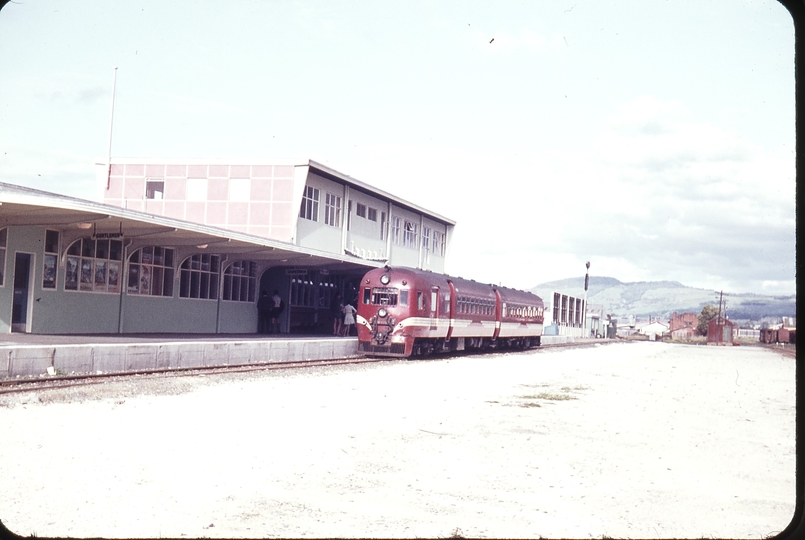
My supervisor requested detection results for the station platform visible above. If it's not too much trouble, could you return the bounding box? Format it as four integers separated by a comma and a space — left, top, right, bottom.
0, 332, 602, 380
0, 333, 359, 379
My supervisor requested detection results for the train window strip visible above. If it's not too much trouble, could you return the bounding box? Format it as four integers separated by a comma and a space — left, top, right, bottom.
457, 295, 495, 316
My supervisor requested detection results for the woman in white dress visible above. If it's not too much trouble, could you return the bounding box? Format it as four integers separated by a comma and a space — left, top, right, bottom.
342, 303, 357, 336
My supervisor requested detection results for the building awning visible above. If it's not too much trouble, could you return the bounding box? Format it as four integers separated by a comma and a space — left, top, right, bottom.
0, 181, 380, 272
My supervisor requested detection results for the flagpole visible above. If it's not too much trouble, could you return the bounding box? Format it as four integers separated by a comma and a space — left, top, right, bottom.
106, 67, 118, 189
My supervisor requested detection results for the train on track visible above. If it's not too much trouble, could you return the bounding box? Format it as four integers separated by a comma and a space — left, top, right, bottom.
356, 266, 544, 357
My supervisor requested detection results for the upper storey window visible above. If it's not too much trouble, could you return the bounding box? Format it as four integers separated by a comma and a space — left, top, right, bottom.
229, 178, 250, 202
128, 247, 175, 297
187, 178, 208, 201
324, 192, 341, 227
300, 186, 319, 221
432, 230, 445, 257
146, 180, 164, 200
391, 216, 401, 245
403, 220, 418, 249
65, 238, 124, 293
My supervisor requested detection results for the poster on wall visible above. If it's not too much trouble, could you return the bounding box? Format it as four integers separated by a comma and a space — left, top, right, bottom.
80, 259, 93, 291
108, 261, 120, 294
65, 257, 78, 291
127, 265, 140, 295
42, 254, 57, 289
140, 265, 151, 295
94, 260, 107, 292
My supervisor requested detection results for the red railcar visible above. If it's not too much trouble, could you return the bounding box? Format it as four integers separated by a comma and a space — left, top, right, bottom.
356, 266, 544, 357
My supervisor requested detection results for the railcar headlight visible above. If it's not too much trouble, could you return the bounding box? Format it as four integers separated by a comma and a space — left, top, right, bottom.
378, 308, 388, 318
380, 274, 390, 285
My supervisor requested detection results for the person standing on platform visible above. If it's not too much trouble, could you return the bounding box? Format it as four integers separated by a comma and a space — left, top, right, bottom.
342, 302, 357, 337
257, 291, 272, 334
269, 290, 284, 333
331, 293, 344, 336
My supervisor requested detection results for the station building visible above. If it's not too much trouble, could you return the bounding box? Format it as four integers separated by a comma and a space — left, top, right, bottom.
0, 159, 454, 335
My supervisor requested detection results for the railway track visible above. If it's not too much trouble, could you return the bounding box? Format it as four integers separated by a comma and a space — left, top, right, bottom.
0, 356, 385, 395
0, 339, 615, 396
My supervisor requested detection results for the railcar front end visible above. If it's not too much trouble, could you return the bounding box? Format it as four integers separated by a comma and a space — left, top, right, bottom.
356, 266, 418, 357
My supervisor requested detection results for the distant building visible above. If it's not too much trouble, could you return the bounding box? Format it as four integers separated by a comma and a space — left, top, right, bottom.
638, 320, 669, 340
543, 291, 586, 337
669, 312, 698, 339
707, 316, 735, 346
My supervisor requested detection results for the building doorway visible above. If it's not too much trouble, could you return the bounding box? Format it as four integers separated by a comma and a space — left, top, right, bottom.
12, 252, 33, 333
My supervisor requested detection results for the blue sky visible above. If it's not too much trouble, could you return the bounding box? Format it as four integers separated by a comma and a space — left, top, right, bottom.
0, 0, 796, 295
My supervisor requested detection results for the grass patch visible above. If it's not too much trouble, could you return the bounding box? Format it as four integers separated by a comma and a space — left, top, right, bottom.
519, 402, 542, 408
521, 393, 577, 401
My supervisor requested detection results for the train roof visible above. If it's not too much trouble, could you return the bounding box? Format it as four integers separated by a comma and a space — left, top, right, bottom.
364, 266, 543, 304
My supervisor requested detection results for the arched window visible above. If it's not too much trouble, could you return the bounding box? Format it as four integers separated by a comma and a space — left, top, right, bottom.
179, 254, 220, 299
65, 238, 123, 293
127, 246, 175, 297
222, 260, 257, 302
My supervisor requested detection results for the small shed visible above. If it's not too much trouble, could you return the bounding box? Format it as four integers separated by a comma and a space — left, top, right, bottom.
707, 317, 735, 346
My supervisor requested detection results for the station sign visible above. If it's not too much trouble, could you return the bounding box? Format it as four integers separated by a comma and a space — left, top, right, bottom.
92, 232, 124, 239
285, 268, 308, 276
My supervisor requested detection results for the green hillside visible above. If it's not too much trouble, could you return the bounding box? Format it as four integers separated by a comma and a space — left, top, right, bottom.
530, 277, 795, 320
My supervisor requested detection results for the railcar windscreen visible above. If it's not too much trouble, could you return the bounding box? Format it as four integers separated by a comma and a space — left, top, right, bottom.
369, 287, 402, 305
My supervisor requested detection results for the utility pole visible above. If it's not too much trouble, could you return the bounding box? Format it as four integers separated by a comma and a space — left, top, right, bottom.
583, 261, 590, 337
715, 290, 728, 324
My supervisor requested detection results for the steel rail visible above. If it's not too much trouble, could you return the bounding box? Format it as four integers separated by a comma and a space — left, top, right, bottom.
0, 356, 385, 395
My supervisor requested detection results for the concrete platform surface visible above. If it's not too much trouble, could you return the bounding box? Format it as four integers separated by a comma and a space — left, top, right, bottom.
0, 333, 359, 379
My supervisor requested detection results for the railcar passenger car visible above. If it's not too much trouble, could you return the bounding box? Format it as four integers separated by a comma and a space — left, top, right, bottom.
356, 266, 544, 357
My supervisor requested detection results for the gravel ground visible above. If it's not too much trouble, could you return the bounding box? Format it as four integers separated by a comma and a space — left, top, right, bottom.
0, 341, 795, 538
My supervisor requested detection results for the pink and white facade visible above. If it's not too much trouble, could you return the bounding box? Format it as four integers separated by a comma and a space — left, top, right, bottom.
96, 158, 454, 274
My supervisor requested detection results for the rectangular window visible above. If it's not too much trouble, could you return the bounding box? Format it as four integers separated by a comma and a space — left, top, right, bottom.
300, 186, 319, 221
422, 226, 431, 252
146, 180, 164, 200
186, 178, 208, 201
432, 231, 443, 256
42, 230, 59, 289
403, 220, 417, 249
553, 292, 560, 322
370, 287, 398, 305
356, 203, 366, 218
391, 216, 401, 245
229, 178, 251, 202
399, 290, 409, 306
325, 192, 341, 227
368, 207, 377, 222
381, 212, 387, 240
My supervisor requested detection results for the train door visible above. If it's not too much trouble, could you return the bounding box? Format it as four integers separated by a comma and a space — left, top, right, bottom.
430, 286, 439, 331
445, 280, 456, 340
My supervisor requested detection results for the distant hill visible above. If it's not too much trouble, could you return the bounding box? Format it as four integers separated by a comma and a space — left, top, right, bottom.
530, 276, 796, 320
